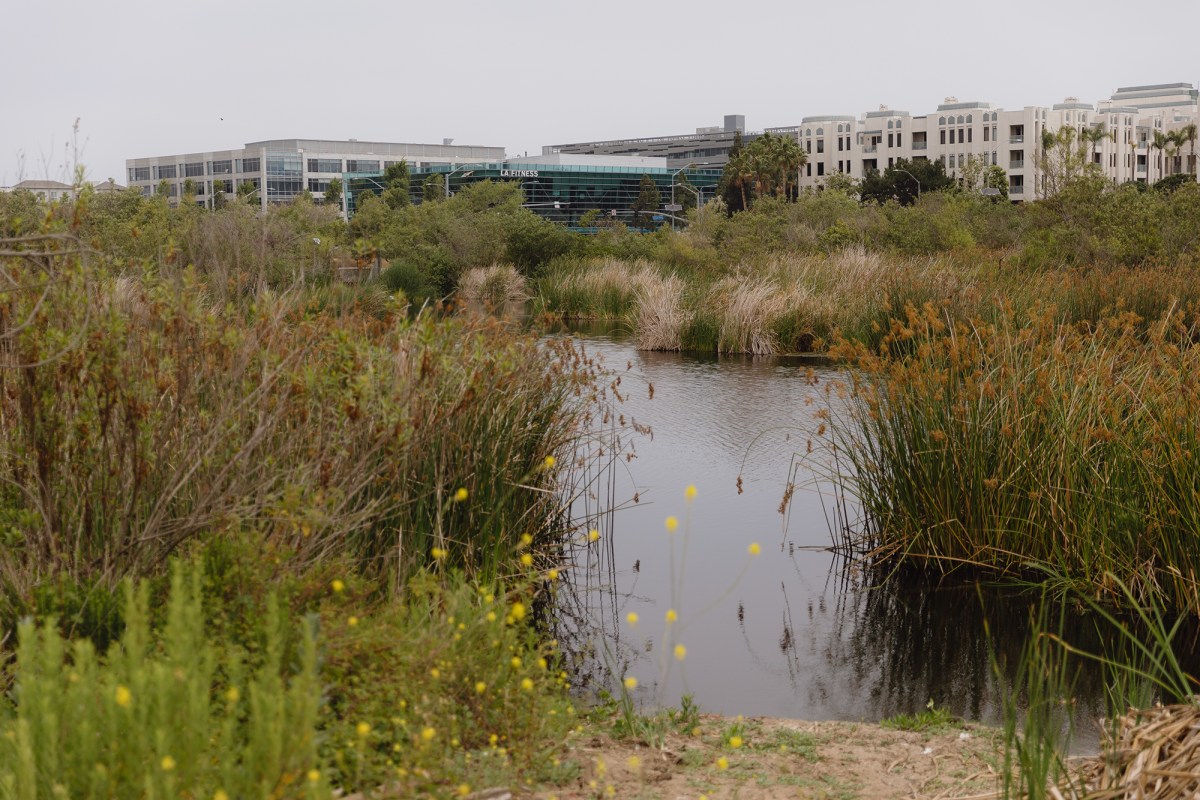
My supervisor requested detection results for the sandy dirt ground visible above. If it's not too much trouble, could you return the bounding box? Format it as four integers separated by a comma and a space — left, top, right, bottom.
523, 715, 1009, 800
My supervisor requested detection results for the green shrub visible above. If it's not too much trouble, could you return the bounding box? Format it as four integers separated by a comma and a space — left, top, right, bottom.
0, 563, 327, 799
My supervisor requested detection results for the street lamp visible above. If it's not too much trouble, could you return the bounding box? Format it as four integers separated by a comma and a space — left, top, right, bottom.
893, 167, 921, 201
444, 163, 476, 199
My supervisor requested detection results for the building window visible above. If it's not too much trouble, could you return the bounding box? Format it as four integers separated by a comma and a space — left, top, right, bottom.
940, 130, 946, 145
238, 157, 261, 173
967, 128, 972, 143
816, 140, 824, 154
817, 162, 825, 176
307, 158, 343, 173
888, 133, 894, 148
210, 160, 232, 175
184, 162, 205, 177
308, 179, 331, 193
129, 166, 150, 182
154, 164, 177, 180
838, 137, 843, 151
897, 133, 902, 147
346, 159, 380, 173
984, 127, 989, 142
806, 163, 812, 177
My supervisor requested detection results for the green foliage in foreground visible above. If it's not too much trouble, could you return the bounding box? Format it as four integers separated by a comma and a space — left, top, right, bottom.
1, 564, 326, 800
0, 554, 581, 798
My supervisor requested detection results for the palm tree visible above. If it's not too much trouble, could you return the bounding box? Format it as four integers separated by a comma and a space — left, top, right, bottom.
1182, 123, 1199, 176
1152, 130, 1169, 183
1080, 124, 1107, 169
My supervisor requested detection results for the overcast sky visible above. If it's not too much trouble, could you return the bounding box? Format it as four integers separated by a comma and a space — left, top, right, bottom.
5, 0, 1199, 185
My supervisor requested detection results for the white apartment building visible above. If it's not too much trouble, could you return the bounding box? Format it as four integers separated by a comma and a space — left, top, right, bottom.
125, 138, 506, 211
796, 83, 1200, 200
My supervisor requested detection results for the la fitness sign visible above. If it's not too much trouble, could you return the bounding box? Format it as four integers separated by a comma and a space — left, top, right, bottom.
500, 169, 539, 178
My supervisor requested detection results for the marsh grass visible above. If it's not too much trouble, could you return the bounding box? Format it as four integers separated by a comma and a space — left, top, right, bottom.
0, 233, 610, 639
457, 263, 529, 312
830, 301, 1200, 609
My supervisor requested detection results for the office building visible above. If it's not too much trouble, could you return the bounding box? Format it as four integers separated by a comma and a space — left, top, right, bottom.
125, 138, 506, 210
350, 153, 721, 228
796, 83, 1200, 199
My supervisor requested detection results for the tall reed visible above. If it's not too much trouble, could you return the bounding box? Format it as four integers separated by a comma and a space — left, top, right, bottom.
0, 233, 606, 613
830, 302, 1200, 609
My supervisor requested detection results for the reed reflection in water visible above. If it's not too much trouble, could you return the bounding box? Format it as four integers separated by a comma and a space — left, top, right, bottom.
560, 330, 1199, 740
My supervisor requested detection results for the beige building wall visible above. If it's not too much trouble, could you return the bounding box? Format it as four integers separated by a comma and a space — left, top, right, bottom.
795, 83, 1199, 201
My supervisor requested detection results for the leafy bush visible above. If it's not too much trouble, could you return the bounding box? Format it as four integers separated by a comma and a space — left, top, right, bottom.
0, 563, 327, 799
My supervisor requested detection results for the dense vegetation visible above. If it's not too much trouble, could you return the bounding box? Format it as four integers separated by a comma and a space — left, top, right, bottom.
5, 157, 1200, 797
0, 185, 619, 796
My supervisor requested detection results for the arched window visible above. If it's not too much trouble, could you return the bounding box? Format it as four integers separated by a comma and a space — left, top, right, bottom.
966, 114, 973, 124
938, 116, 946, 126
816, 128, 824, 136
957, 115, 964, 124
887, 120, 894, 129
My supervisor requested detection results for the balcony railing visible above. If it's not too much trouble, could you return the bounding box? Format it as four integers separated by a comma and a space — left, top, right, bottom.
1009, 135, 1024, 144
1009, 160, 1025, 170
862, 145, 877, 153
911, 141, 928, 150
1009, 185, 1025, 194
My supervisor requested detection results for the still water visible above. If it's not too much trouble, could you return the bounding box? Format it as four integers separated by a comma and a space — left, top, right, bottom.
558, 329, 1132, 740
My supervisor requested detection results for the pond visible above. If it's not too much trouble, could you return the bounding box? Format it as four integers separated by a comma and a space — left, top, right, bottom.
556, 329, 1196, 748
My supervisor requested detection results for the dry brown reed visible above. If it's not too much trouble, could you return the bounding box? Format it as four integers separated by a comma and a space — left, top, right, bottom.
457, 263, 530, 312
709, 276, 785, 354
633, 272, 691, 351
1075, 702, 1200, 799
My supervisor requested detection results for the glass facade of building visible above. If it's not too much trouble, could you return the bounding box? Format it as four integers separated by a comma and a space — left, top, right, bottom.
346, 162, 722, 228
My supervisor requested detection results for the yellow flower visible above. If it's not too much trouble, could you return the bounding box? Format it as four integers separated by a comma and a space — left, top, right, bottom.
421, 727, 436, 741
626, 612, 639, 626
225, 687, 239, 703
674, 644, 687, 661
588, 529, 600, 542
729, 735, 743, 748
430, 668, 441, 679
356, 722, 372, 737
331, 579, 345, 593
627, 755, 641, 769
623, 676, 638, 690
520, 553, 533, 566
716, 756, 728, 770
486, 611, 497, 622
348, 616, 359, 627
475, 681, 487, 694
510, 657, 522, 669
520, 533, 533, 547
521, 677, 534, 690
537, 657, 548, 670
543, 455, 556, 469
160, 756, 176, 771
431, 547, 447, 560
454, 487, 469, 502
547, 568, 559, 580
665, 516, 678, 533
511, 602, 526, 621
307, 769, 321, 783
748, 542, 761, 556
457, 786, 471, 797
214, 791, 229, 800
685, 484, 697, 500
665, 609, 677, 623
114, 685, 132, 708
489, 734, 499, 747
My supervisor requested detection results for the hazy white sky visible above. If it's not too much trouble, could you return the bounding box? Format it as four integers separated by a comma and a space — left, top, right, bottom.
5, 0, 1199, 185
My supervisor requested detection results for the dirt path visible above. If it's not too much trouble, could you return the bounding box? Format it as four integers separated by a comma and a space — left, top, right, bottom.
529, 715, 1008, 800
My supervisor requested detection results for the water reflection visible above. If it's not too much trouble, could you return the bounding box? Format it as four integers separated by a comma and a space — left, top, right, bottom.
556, 329, 1197, 746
